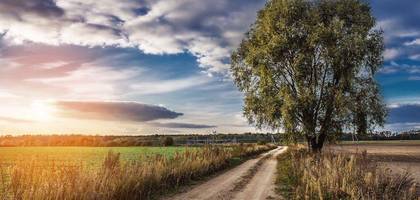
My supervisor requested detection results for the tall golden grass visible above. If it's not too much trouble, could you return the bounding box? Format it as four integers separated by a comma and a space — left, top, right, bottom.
0, 144, 274, 199
276, 148, 418, 200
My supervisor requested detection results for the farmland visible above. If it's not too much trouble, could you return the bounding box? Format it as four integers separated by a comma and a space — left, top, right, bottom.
327, 141, 420, 197
0, 146, 193, 167
0, 144, 276, 199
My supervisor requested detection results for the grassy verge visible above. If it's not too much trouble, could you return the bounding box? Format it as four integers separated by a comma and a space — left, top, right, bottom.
276, 147, 418, 200
0, 144, 275, 199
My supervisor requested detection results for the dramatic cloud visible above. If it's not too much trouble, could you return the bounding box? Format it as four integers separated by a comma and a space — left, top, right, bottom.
0, 0, 265, 73
54, 101, 183, 122
372, 1, 420, 62
0, 44, 216, 100
0, 45, 113, 99
387, 104, 420, 124
149, 122, 216, 129
0, 0, 64, 18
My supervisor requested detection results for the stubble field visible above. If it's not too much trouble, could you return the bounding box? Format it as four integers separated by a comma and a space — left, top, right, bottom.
328, 140, 420, 195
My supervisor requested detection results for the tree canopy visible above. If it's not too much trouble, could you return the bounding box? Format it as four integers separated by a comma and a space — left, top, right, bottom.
231, 0, 387, 151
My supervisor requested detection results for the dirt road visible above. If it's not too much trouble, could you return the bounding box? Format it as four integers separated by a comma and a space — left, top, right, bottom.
164, 146, 287, 200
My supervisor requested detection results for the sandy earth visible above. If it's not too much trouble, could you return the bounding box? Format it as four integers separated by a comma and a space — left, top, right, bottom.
232, 148, 286, 200
163, 146, 287, 200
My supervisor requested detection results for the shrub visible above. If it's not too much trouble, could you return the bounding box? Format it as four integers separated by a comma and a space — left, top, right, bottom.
257, 140, 267, 145
162, 137, 174, 146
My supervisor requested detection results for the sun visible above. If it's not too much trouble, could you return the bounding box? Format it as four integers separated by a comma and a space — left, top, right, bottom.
31, 101, 55, 122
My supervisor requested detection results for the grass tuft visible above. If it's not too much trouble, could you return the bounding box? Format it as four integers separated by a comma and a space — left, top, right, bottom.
276, 147, 418, 200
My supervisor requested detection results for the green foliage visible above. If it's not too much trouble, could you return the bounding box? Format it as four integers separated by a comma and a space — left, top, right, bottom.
162, 136, 175, 146
257, 140, 267, 145
231, 0, 387, 151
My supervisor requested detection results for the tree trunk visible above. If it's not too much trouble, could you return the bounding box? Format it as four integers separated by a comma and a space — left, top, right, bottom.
309, 133, 326, 153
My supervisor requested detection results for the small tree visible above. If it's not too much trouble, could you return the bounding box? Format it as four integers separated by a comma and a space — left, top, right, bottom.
231, 0, 387, 152
162, 137, 174, 146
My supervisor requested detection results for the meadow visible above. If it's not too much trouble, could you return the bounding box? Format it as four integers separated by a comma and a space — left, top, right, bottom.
0, 146, 192, 167
0, 144, 275, 199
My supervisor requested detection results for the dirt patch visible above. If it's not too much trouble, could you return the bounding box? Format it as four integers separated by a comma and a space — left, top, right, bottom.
230, 152, 272, 193
232, 148, 287, 200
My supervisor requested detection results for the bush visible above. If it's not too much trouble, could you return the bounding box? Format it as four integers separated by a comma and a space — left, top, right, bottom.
162, 137, 174, 146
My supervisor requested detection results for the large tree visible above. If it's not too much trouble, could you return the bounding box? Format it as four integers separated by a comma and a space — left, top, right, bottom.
231, 0, 387, 152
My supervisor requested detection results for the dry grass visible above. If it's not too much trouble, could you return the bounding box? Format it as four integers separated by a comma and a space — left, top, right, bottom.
0, 144, 275, 199
276, 147, 418, 200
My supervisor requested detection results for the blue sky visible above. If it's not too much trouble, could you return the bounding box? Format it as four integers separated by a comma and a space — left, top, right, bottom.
0, 0, 419, 134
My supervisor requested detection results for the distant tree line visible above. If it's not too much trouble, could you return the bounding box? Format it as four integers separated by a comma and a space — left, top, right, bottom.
339, 130, 420, 141
0, 135, 157, 147
0, 133, 279, 147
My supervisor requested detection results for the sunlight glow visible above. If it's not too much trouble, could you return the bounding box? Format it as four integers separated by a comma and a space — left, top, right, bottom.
30, 101, 56, 122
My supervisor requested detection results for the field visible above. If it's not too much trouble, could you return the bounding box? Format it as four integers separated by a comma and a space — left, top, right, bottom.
276, 146, 418, 199
337, 140, 420, 145
328, 140, 420, 197
0, 146, 192, 167
0, 144, 275, 199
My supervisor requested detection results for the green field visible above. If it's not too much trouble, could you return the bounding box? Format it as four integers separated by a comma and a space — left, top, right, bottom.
0, 146, 196, 167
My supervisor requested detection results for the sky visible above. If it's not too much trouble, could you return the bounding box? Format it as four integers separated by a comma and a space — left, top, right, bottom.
0, 0, 419, 135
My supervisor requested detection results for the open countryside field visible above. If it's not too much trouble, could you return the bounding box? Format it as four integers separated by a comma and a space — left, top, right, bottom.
338, 140, 420, 145
329, 140, 420, 161
0, 146, 194, 167
0, 144, 276, 199
327, 140, 420, 196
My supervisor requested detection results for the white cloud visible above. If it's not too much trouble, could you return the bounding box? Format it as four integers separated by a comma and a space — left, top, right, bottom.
0, 90, 18, 98
60, 23, 129, 47
383, 48, 400, 61
379, 61, 420, 74
38, 61, 69, 69
27, 63, 143, 99
404, 39, 420, 46
408, 76, 420, 81
130, 76, 212, 95
384, 123, 420, 132
0, 0, 265, 74
409, 54, 420, 60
